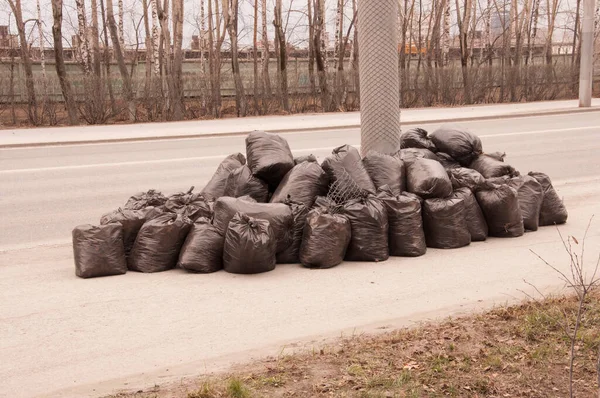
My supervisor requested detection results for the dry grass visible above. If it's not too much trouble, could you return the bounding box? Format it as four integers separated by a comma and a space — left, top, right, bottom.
108, 293, 600, 398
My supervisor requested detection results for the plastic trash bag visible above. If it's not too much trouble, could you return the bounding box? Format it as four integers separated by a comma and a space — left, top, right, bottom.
448, 167, 486, 192
201, 153, 246, 200
128, 213, 193, 273
476, 184, 524, 237
177, 218, 224, 273
396, 148, 439, 162
212, 197, 293, 253
422, 197, 471, 249
363, 151, 406, 195
406, 158, 453, 199
223, 213, 277, 274
342, 195, 389, 262
276, 201, 310, 264
270, 161, 329, 207
73, 224, 127, 278
100, 208, 147, 258
528, 171, 568, 226
430, 125, 483, 166
377, 187, 426, 257
223, 166, 269, 202
312, 196, 338, 210
487, 151, 506, 161
436, 152, 460, 169
400, 128, 437, 152
449, 187, 488, 241
294, 154, 318, 165
246, 131, 295, 187
470, 154, 519, 179
164, 187, 212, 221
124, 189, 167, 210
501, 176, 544, 231
299, 208, 352, 269
321, 144, 376, 193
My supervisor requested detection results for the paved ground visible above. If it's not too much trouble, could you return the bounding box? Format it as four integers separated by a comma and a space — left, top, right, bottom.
1, 108, 600, 397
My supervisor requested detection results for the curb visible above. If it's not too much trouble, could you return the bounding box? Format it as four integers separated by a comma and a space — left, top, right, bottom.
1, 106, 598, 149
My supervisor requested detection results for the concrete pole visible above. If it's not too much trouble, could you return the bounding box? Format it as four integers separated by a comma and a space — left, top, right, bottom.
358, 0, 401, 155
579, 0, 596, 107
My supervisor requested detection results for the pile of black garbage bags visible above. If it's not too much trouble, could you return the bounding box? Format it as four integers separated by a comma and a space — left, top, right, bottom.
73, 128, 568, 278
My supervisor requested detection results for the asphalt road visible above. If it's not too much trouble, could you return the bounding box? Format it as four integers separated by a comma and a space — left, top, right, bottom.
1, 111, 600, 397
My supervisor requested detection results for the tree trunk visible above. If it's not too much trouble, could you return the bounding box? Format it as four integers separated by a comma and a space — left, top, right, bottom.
455, 0, 472, 103
274, 0, 289, 112
99, 0, 117, 114
119, 0, 125, 47
308, 0, 316, 95
227, 0, 247, 116
106, 0, 135, 119
37, 0, 46, 81
150, 0, 161, 76
253, 0, 260, 113
351, 0, 359, 99
334, 0, 344, 108
142, 0, 152, 95
7, 0, 38, 125
75, 0, 92, 74
314, 0, 330, 111
157, 0, 175, 116
90, 0, 102, 76
51, 0, 79, 125
572, 0, 582, 65
545, 0, 559, 65
261, 0, 272, 100
171, 0, 185, 119
442, 0, 451, 66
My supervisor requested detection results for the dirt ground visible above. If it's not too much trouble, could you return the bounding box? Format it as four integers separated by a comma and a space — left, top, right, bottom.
106, 294, 600, 398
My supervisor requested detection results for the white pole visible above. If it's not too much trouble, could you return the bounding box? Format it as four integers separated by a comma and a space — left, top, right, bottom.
579, 0, 596, 107
358, 0, 401, 155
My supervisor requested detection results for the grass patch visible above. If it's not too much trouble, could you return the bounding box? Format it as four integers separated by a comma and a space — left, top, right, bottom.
108, 293, 600, 398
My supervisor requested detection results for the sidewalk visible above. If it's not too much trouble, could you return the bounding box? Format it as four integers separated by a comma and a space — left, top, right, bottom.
1, 99, 599, 148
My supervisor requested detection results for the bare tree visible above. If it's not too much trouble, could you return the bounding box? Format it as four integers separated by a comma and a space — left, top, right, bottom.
253, 0, 260, 113
307, 0, 316, 94
75, 0, 92, 73
545, 0, 560, 64
90, 0, 102, 76
150, 0, 161, 76
261, 0, 272, 99
99, 0, 117, 114
36, 0, 46, 80
6, 0, 38, 124
455, 0, 473, 102
274, 0, 289, 112
51, 0, 79, 125
226, 0, 247, 116
443, 0, 451, 66
106, 0, 135, 119
171, 0, 185, 119
119, 0, 125, 47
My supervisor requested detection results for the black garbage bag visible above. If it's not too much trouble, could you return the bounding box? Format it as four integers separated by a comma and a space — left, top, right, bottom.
212, 197, 293, 253
201, 153, 246, 200
223, 213, 277, 274
276, 201, 310, 264
144, 205, 167, 221
396, 147, 439, 162
377, 187, 426, 257
124, 189, 167, 210
430, 125, 483, 166
294, 154, 318, 165
363, 151, 405, 195
342, 195, 389, 262
406, 158, 453, 199
100, 208, 147, 258
246, 131, 295, 187
223, 166, 269, 202
470, 154, 520, 179
312, 196, 338, 210
128, 213, 193, 273
449, 188, 488, 241
487, 151, 506, 161
504, 176, 543, 231
299, 208, 352, 269
73, 224, 127, 278
436, 152, 461, 169
422, 197, 471, 249
321, 145, 376, 193
270, 162, 329, 207
476, 184, 524, 237
164, 187, 212, 221
448, 167, 486, 192
400, 128, 437, 152
177, 218, 224, 273
528, 171, 568, 226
